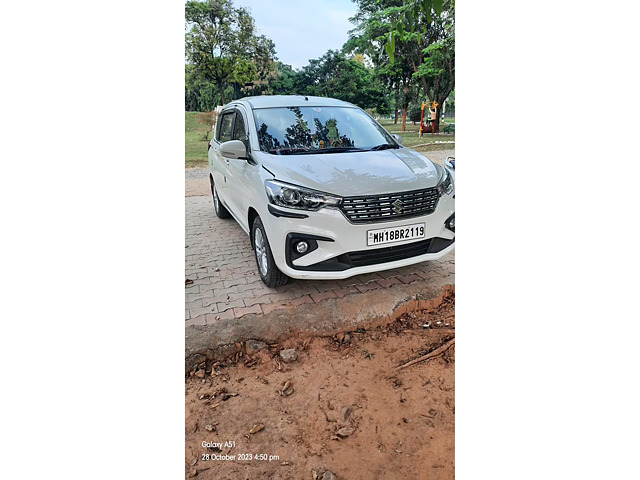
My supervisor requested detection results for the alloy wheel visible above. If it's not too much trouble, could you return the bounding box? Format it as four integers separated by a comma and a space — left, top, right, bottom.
254, 228, 268, 277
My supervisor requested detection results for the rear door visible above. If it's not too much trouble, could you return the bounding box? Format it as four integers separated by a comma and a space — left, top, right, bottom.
209, 110, 235, 204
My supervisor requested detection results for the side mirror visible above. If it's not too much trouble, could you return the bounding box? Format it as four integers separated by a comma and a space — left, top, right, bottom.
445, 156, 455, 170
392, 134, 404, 146
219, 140, 249, 160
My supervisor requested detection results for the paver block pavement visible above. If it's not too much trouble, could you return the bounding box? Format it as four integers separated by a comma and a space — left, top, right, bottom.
185, 194, 454, 323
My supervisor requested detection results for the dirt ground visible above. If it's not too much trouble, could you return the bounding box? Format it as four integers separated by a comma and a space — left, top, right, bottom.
185, 288, 455, 479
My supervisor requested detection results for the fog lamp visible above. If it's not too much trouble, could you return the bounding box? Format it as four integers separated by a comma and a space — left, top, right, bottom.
296, 241, 309, 254
446, 214, 455, 232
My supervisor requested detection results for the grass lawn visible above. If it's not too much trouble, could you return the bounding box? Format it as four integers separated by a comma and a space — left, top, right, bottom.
185, 112, 455, 168
377, 118, 455, 152
185, 111, 212, 169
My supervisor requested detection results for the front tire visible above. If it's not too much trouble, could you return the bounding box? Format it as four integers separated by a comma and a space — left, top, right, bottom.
251, 217, 288, 288
210, 176, 230, 219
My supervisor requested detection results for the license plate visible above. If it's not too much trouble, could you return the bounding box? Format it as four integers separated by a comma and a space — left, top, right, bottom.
367, 223, 426, 246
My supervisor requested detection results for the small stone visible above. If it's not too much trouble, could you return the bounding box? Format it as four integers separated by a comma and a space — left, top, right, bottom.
249, 423, 264, 434
189, 468, 197, 477
246, 339, 267, 355
280, 348, 298, 363
336, 332, 345, 343
195, 369, 205, 378
322, 470, 338, 480
336, 425, 356, 437
205, 424, 215, 432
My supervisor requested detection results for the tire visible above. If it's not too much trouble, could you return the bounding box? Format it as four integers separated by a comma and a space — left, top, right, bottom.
251, 216, 288, 288
210, 176, 230, 219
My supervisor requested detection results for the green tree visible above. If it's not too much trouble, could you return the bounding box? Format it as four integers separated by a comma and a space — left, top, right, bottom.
267, 63, 303, 95
297, 50, 388, 113
185, 0, 275, 105
384, 0, 447, 62
347, 1, 425, 128
386, 1, 454, 132
413, 25, 454, 131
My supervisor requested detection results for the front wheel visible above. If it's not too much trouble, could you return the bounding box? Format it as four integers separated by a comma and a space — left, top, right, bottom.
210, 176, 230, 219
251, 217, 288, 288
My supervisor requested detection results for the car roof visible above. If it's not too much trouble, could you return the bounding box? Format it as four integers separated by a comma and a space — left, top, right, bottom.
226, 95, 357, 110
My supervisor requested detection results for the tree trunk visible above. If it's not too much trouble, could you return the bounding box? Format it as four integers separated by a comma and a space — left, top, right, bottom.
394, 86, 399, 124
433, 104, 442, 133
218, 82, 226, 106
401, 84, 408, 132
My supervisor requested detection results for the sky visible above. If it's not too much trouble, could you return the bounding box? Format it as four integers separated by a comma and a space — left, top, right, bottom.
234, 0, 358, 70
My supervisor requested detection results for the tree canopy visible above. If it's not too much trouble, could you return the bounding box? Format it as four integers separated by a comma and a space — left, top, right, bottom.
185, 0, 276, 105
184, 0, 454, 125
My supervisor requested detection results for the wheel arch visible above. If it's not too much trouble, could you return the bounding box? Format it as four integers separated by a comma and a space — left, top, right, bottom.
248, 207, 259, 247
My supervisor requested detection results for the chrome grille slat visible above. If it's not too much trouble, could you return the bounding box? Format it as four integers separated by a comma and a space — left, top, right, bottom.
340, 188, 439, 224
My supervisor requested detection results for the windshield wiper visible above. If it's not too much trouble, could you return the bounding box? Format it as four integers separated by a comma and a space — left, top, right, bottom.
369, 143, 397, 151
268, 147, 311, 155
300, 146, 367, 154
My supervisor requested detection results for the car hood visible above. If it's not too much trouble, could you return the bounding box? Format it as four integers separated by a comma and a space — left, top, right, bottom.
259, 147, 439, 196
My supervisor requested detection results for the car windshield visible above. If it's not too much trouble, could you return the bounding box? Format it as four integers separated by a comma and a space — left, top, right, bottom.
253, 106, 397, 155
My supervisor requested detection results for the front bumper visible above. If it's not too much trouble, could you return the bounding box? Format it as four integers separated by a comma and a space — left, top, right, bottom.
262, 192, 455, 280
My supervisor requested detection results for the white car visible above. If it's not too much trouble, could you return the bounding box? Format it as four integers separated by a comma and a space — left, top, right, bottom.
208, 95, 455, 287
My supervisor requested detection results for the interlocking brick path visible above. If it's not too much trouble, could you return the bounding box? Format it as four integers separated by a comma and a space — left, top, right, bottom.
185, 195, 454, 326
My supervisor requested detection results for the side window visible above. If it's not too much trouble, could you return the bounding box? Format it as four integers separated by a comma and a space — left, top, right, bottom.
217, 113, 234, 143
232, 113, 246, 141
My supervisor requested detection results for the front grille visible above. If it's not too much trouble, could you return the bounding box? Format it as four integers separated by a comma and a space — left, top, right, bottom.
340, 188, 439, 224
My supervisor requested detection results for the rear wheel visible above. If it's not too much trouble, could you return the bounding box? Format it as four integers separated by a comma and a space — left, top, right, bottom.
251, 217, 288, 288
210, 176, 230, 219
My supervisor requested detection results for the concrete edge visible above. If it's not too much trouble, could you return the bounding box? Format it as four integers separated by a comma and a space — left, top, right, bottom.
185, 281, 455, 373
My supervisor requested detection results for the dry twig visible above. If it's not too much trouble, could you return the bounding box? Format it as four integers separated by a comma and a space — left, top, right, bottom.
396, 338, 455, 370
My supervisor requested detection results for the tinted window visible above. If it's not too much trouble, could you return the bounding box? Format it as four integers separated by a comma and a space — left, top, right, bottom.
232, 112, 247, 143
217, 112, 234, 143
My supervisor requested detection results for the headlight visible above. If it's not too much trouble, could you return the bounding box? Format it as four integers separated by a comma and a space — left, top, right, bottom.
436, 166, 454, 196
265, 180, 342, 211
